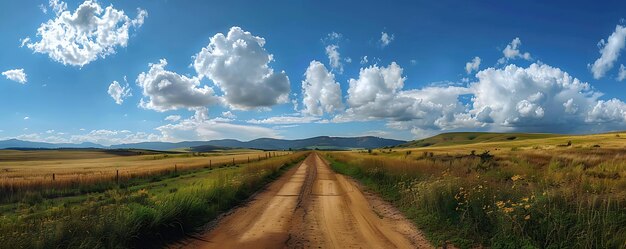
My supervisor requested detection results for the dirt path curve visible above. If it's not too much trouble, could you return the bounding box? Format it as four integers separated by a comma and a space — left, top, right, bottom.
173, 153, 432, 249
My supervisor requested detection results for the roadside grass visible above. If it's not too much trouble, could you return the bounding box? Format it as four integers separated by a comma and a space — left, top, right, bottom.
324, 133, 626, 249
0, 151, 308, 249
0, 150, 288, 203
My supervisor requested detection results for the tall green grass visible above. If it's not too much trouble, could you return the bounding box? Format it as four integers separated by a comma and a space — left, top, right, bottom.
0, 152, 308, 248
325, 152, 626, 249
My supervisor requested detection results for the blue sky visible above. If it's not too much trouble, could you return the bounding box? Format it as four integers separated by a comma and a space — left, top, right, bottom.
1, 0, 626, 145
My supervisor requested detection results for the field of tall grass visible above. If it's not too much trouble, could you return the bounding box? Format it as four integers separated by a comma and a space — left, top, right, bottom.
325, 133, 626, 248
0, 151, 308, 248
0, 149, 289, 203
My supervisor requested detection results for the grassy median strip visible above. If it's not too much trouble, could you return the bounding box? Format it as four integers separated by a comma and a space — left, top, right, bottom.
0, 152, 308, 249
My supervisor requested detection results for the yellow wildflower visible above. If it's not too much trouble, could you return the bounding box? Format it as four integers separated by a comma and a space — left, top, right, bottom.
496, 201, 505, 208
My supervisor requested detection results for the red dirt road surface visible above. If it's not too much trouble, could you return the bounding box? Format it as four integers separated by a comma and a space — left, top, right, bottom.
174, 153, 433, 249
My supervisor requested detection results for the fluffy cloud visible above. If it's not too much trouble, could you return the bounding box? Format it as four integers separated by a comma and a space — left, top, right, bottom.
25, 0, 147, 67
465, 56, 481, 74
470, 63, 598, 131
107, 80, 131, 104
10, 129, 160, 146
321, 32, 347, 74
586, 99, 626, 124
301, 61, 343, 116
589, 25, 626, 79
380, 32, 394, 47
221, 111, 236, 119
325, 32, 342, 41
325, 44, 343, 73
70, 129, 159, 146
1, 69, 27, 84
137, 59, 218, 112
338, 62, 471, 129
336, 61, 626, 136
247, 115, 320, 124
38, 3, 47, 14
9, 108, 282, 145
193, 27, 290, 109
618, 64, 626, 81
164, 115, 181, 122
50, 0, 67, 15
346, 62, 404, 110
498, 37, 532, 64
156, 108, 280, 141
360, 56, 368, 65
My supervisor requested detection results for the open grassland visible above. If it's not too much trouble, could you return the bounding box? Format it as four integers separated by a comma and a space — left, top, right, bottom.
0, 150, 308, 248
0, 149, 290, 203
396, 131, 561, 148
325, 132, 626, 248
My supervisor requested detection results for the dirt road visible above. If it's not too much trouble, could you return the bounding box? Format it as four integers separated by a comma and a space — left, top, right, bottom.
175, 153, 432, 249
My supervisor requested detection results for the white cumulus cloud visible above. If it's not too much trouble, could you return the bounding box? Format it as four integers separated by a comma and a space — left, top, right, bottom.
221, 111, 236, 119
107, 80, 131, 104
332, 61, 626, 136
325, 44, 343, 73
469, 63, 626, 132
247, 115, 320, 124
380, 32, 394, 47
301, 61, 343, 116
164, 115, 181, 122
1, 69, 27, 84
337, 62, 471, 129
137, 59, 218, 112
589, 25, 626, 79
156, 108, 280, 141
38, 4, 47, 14
498, 37, 532, 64
193, 27, 290, 110
71, 129, 158, 146
25, 0, 147, 67
618, 64, 626, 81
586, 99, 626, 124
465, 56, 481, 74
360, 56, 368, 65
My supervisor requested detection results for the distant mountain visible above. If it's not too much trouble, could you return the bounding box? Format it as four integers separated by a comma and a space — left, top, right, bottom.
188, 144, 233, 152
114, 136, 405, 151
108, 141, 211, 151
0, 139, 104, 149
397, 132, 561, 148
0, 136, 405, 151
240, 136, 405, 150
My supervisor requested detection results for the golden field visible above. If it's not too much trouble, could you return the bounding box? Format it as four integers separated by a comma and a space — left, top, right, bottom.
0, 149, 291, 202
325, 132, 626, 248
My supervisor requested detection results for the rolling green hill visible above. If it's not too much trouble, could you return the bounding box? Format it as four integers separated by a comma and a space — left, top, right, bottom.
397, 132, 562, 148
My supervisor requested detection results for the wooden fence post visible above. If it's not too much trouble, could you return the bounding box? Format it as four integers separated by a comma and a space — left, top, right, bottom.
116, 170, 119, 184
174, 164, 177, 174
209, 160, 212, 169
233, 157, 235, 165
52, 173, 55, 181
